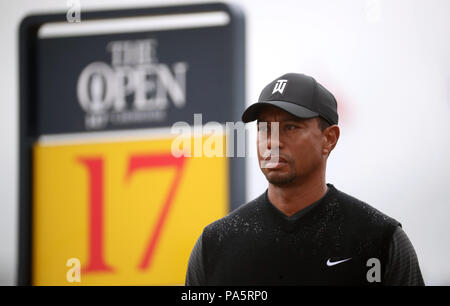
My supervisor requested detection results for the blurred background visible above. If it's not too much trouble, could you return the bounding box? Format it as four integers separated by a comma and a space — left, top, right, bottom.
1, 0, 449, 285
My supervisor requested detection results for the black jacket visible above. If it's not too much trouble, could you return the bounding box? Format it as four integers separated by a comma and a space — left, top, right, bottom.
186, 184, 424, 286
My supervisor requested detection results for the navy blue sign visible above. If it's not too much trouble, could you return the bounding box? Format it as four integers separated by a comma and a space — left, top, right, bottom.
18, 3, 245, 285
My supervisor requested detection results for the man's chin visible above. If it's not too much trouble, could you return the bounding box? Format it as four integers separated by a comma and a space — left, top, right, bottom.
265, 173, 296, 186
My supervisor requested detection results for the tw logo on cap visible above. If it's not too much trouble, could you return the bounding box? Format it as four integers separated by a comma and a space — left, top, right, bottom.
272, 79, 288, 94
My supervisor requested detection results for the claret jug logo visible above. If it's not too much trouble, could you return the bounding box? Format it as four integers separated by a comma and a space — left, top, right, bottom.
77, 39, 189, 129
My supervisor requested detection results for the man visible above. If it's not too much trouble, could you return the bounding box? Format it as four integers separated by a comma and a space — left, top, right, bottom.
185, 73, 424, 286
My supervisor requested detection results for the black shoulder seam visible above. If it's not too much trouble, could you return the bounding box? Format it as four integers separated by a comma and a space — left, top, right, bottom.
334, 187, 401, 227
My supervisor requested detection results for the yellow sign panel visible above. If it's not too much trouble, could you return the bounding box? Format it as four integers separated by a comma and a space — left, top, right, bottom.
32, 134, 228, 285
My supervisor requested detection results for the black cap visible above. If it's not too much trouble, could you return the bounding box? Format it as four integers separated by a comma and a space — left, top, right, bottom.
242, 73, 338, 125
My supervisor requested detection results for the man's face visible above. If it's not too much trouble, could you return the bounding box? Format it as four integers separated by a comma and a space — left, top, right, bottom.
256, 105, 326, 186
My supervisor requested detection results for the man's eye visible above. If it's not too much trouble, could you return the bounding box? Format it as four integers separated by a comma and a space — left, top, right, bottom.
285, 124, 298, 130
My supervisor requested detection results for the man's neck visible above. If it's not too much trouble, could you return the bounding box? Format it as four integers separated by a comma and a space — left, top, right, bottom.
267, 174, 328, 217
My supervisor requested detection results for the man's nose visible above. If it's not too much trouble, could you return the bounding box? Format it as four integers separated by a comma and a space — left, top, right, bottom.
266, 126, 283, 150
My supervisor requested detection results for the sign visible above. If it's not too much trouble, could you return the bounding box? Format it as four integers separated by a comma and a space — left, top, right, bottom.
19, 3, 245, 285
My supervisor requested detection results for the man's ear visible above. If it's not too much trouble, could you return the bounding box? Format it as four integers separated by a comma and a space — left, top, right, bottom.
323, 125, 340, 156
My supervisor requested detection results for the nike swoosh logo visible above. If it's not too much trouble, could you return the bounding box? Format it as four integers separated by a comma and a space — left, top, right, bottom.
326, 258, 352, 267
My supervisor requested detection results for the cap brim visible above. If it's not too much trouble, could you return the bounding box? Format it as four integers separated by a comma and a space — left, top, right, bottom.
241, 101, 319, 123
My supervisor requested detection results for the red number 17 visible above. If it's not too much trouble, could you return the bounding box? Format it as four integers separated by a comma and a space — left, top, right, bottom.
77, 153, 186, 273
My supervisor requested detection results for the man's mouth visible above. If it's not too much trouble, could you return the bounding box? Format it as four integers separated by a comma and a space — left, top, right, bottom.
262, 156, 288, 169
